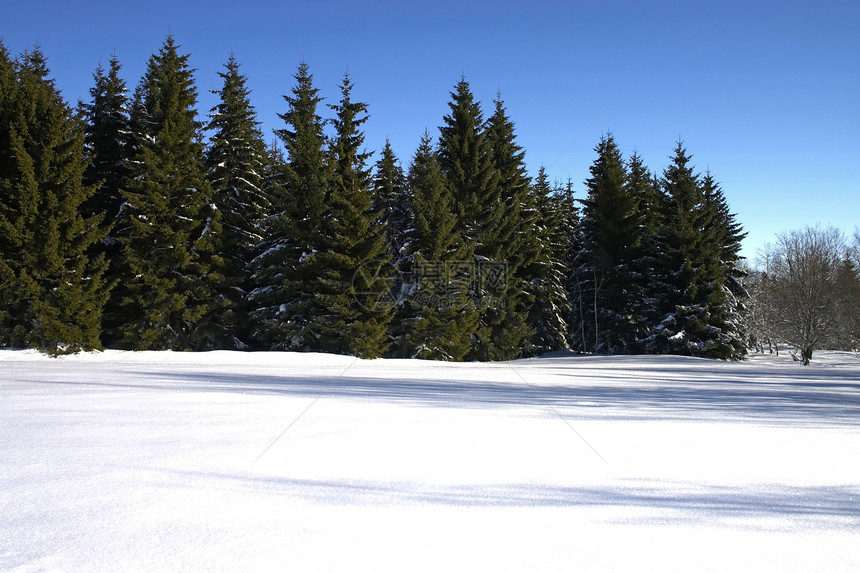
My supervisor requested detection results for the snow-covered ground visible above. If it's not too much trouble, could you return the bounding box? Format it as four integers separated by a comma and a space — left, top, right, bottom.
2, 349, 859, 572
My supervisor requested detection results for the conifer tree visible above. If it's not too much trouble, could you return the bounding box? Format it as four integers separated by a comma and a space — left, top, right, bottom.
643, 142, 745, 358
79, 54, 132, 345
251, 61, 329, 350
437, 78, 505, 359
205, 54, 268, 348
119, 36, 224, 350
626, 151, 662, 348
316, 74, 392, 358
372, 139, 411, 263
528, 167, 572, 352
643, 142, 703, 354
80, 55, 130, 225
484, 94, 537, 359
573, 134, 641, 353
401, 132, 477, 360
0, 46, 110, 353
699, 171, 747, 359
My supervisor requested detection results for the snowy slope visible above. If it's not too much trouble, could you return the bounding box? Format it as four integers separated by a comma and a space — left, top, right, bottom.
2, 349, 859, 572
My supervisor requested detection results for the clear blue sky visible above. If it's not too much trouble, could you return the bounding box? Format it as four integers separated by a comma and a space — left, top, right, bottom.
3, 0, 858, 261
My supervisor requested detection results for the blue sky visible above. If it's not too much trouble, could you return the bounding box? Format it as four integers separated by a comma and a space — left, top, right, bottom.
3, 0, 858, 261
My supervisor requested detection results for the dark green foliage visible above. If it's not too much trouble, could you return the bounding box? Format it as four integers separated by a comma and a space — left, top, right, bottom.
372, 139, 411, 263
438, 78, 513, 360
119, 36, 224, 350
573, 134, 643, 353
438, 78, 502, 254
642, 142, 746, 359
317, 74, 392, 358
625, 151, 662, 347
483, 94, 537, 359
80, 55, 130, 224
0, 37, 755, 361
699, 171, 747, 359
0, 44, 110, 353
251, 61, 329, 351
205, 54, 269, 348
400, 133, 477, 360
527, 168, 573, 353
79, 54, 132, 345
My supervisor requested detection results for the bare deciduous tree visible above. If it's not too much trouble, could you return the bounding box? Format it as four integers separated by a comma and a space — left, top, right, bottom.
767, 225, 847, 365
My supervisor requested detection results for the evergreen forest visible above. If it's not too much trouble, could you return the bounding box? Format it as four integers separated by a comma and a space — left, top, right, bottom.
1, 37, 753, 359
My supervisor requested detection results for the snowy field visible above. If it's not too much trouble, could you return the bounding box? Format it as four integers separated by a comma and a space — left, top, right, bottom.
2, 349, 859, 572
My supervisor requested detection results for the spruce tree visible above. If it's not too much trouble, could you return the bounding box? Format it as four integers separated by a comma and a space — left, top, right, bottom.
0, 46, 110, 353
527, 167, 572, 353
0, 42, 23, 344
626, 150, 662, 349
574, 134, 641, 353
484, 94, 537, 359
401, 132, 477, 360
372, 139, 411, 263
120, 36, 224, 350
316, 74, 392, 358
205, 54, 268, 348
644, 142, 701, 354
250, 61, 329, 351
699, 170, 747, 359
79, 54, 132, 346
437, 78, 505, 360
80, 55, 130, 225
643, 142, 744, 358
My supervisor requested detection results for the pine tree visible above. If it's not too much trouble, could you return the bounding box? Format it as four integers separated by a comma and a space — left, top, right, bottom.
437, 78, 505, 360
528, 167, 572, 353
79, 54, 132, 346
625, 150, 661, 350
573, 134, 641, 353
80, 55, 130, 225
119, 36, 224, 350
250, 61, 329, 351
0, 43, 23, 344
372, 139, 411, 262
643, 142, 701, 354
643, 142, 743, 358
400, 132, 477, 360
484, 94, 536, 359
0, 46, 110, 353
205, 54, 268, 349
699, 170, 747, 359
316, 73, 392, 358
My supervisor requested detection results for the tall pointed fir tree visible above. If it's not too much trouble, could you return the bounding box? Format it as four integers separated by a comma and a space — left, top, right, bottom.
205, 54, 268, 349
80, 55, 130, 224
399, 132, 477, 360
372, 139, 411, 263
643, 142, 744, 358
484, 93, 537, 359
79, 54, 132, 345
371, 139, 412, 351
314, 73, 392, 358
437, 78, 507, 360
699, 170, 747, 359
625, 150, 662, 350
0, 45, 110, 353
573, 134, 642, 353
250, 61, 329, 351
119, 36, 224, 350
527, 167, 573, 353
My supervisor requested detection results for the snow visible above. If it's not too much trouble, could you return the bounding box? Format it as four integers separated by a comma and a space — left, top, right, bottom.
2, 349, 859, 571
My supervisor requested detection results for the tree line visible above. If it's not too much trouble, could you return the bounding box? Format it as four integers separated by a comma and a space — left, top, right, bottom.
3, 36, 827, 361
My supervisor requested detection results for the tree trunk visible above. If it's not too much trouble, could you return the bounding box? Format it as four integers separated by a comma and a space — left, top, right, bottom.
801, 345, 813, 366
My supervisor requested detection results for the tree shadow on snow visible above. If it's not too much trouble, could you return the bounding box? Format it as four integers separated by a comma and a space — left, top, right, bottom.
24, 354, 860, 426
